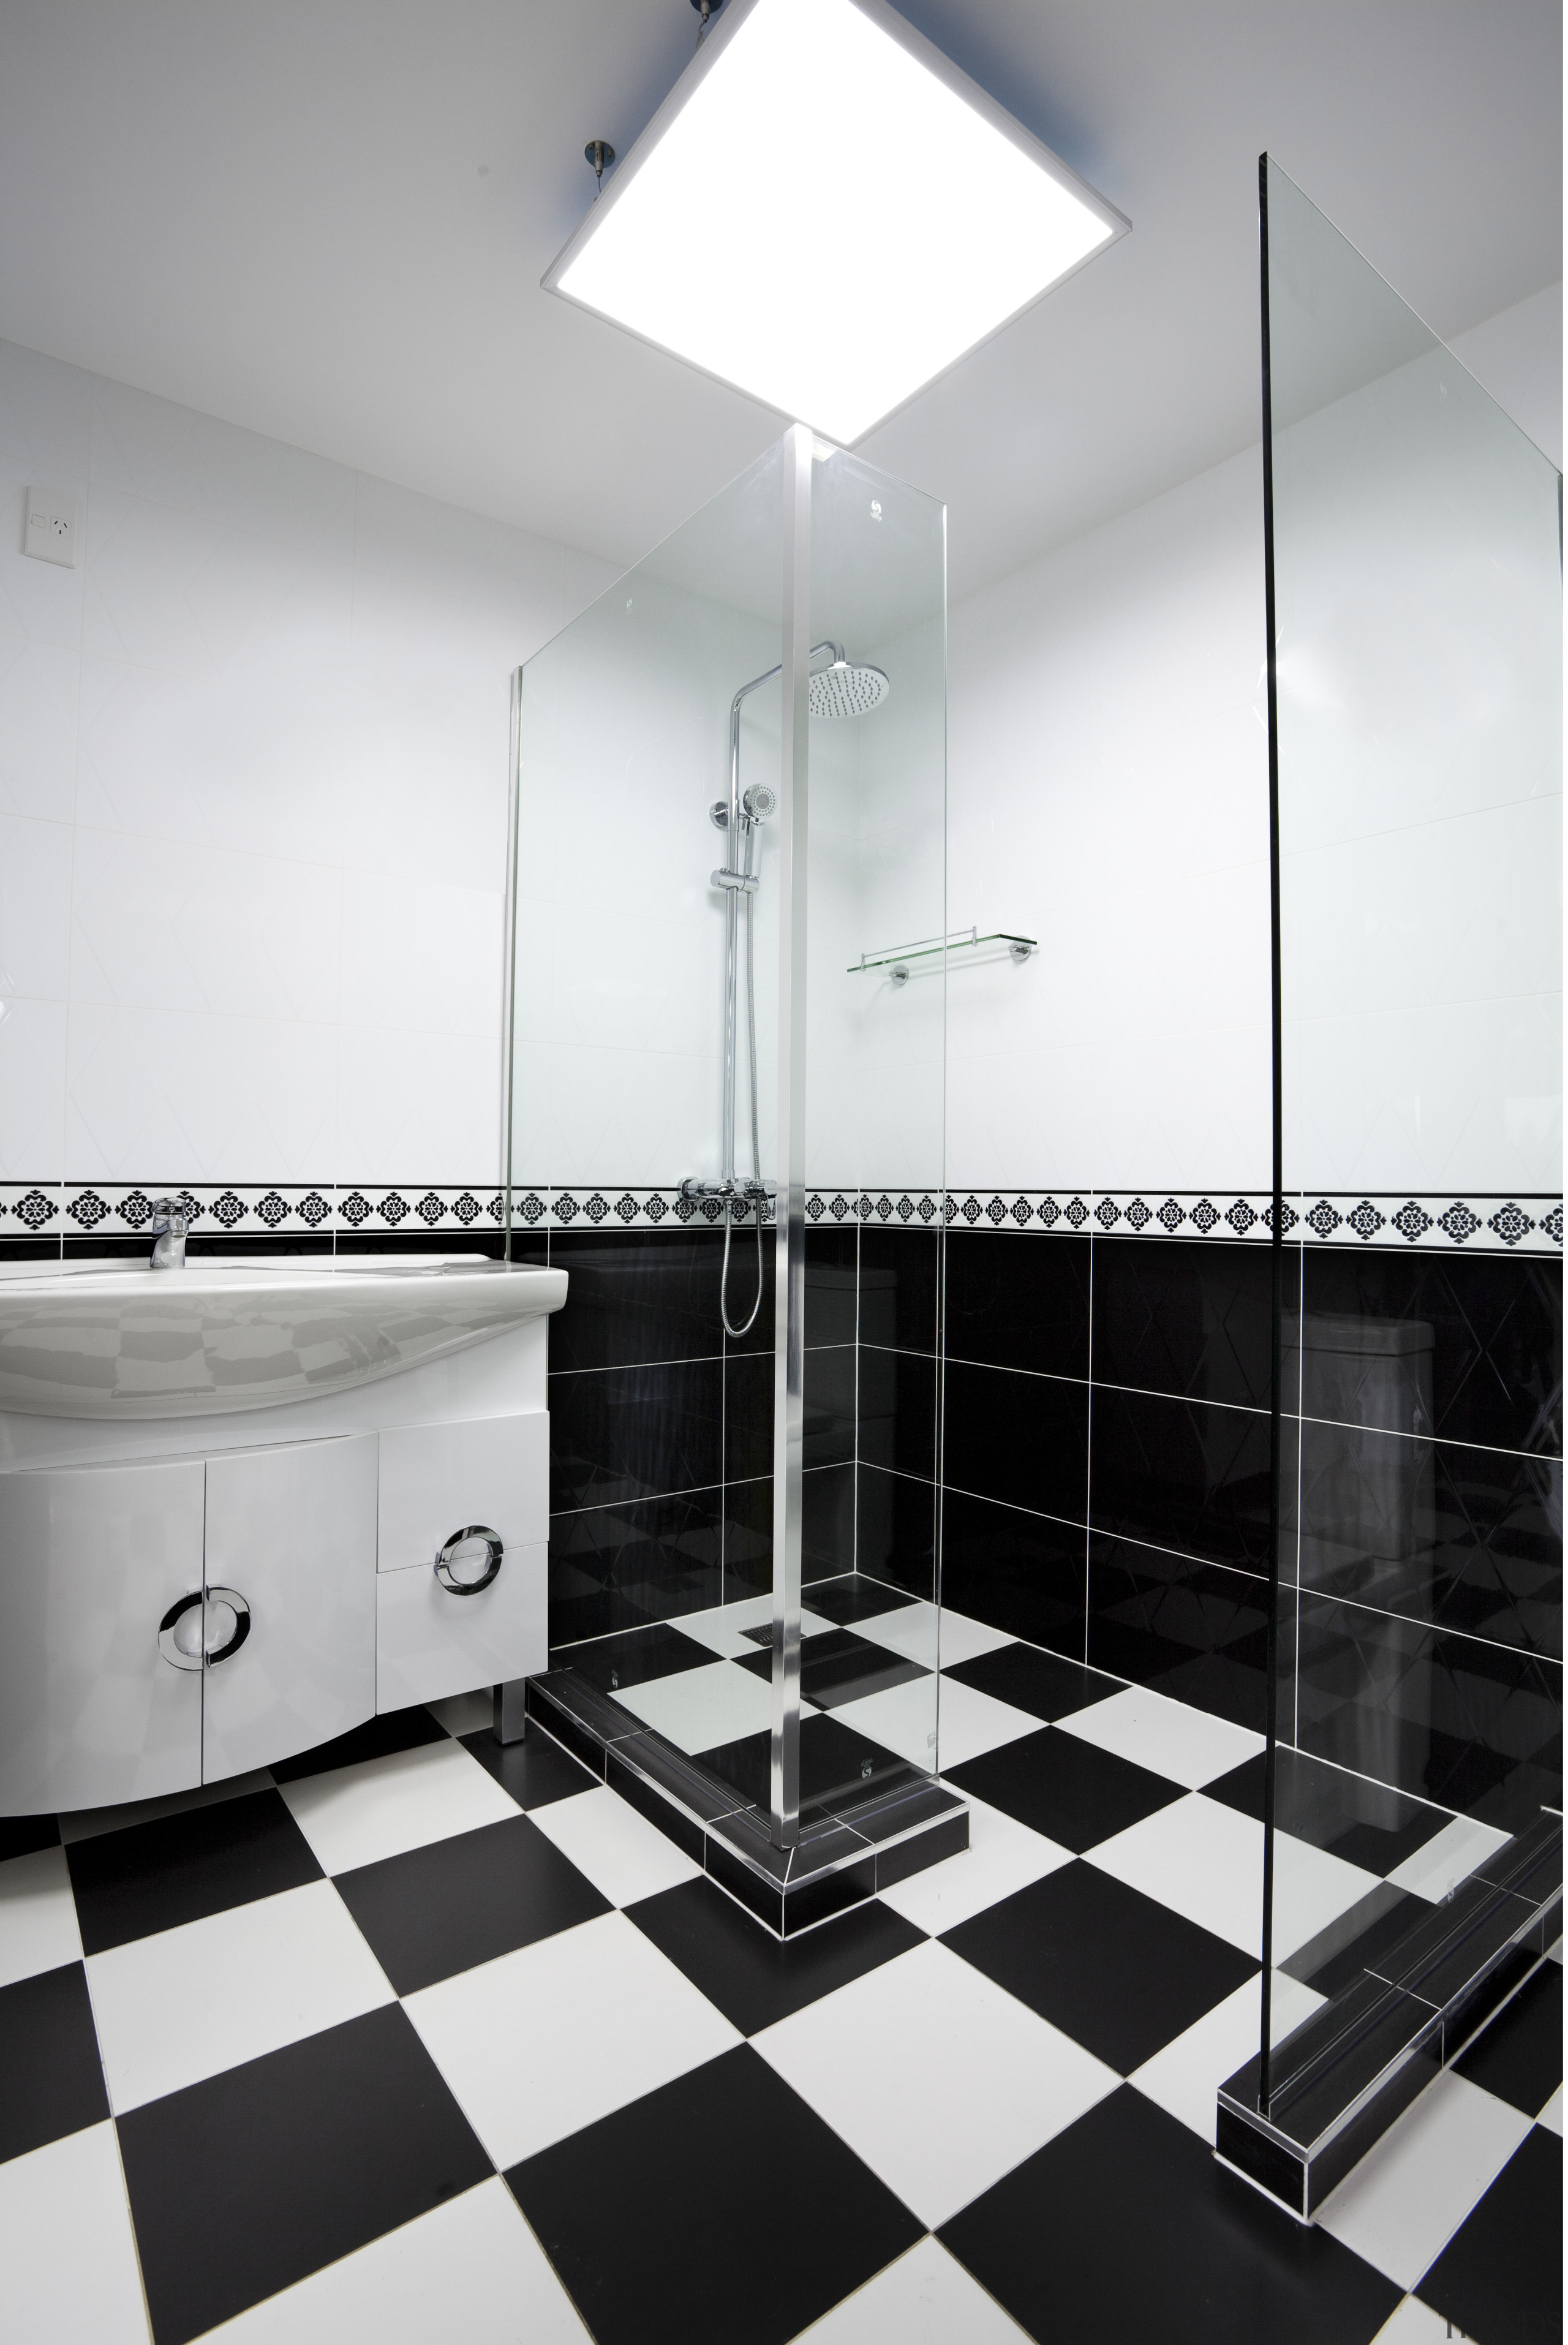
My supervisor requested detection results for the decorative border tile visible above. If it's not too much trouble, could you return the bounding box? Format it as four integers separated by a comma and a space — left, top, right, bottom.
1087, 1192, 1280, 1242
0, 1184, 508, 1243
1294, 1194, 1563, 1256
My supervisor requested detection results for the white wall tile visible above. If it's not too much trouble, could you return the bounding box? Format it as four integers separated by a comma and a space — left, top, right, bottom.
336, 1026, 500, 1188
341, 869, 502, 1040
0, 637, 81, 823
65, 1002, 338, 1182
0, 815, 74, 998
0, 995, 67, 1179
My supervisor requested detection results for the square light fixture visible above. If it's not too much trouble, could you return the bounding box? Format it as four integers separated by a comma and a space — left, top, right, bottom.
542, 0, 1129, 445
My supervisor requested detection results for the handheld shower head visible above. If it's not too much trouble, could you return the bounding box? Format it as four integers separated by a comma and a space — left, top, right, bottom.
742, 784, 777, 821
809, 659, 890, 718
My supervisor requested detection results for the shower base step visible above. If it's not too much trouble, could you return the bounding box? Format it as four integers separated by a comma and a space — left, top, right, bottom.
514, 1666, 968, 1938
1216, 1810, 1562, 2220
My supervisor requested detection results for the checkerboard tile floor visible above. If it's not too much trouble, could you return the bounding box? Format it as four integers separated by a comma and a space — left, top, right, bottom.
1, 1623, 1558, 2344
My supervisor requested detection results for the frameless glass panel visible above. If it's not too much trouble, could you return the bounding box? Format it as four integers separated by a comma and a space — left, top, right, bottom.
1257, 156, 1562, 2116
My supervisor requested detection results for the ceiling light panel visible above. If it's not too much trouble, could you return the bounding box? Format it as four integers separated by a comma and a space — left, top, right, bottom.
543, 0, 1128, 444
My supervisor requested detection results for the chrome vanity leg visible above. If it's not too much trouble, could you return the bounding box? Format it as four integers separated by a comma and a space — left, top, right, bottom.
492, 1679, 529, 1745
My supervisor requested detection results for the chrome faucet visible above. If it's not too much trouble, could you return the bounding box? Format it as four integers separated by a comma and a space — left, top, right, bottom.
149, 1198, 189, 1270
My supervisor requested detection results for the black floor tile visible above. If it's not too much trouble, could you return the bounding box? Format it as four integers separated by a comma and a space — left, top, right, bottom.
1281, 1881, 1428, 2000
118, 2003, 491, 2345
507, 2044, 921, 2345
696, 1712, 929, 1824
0, 1813, 59, 1860
270, 1705, 447, 1782
943, 1640, 1122, 1721
66, 1788, 322, 1955
1416, 2124, 1562, 2345
1453, 1960, 1562, 2119
802, 1571, 919, 1626
625, 1874, 925, 2034
945, 1726, 1183, 1852
333, 1814, 610, 1994
941, 2085, 1400, 2345
943, 1862, 1257, 2072
1202, 1746, 1451, 1876
0, 1963, 108, 2161
552, 1620, 717, 1694
734, 1625, 930, 1709
459, 1724, 598, 1809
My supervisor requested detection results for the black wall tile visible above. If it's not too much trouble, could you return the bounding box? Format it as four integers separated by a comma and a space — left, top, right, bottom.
1300, 1248, 1562, 1456
549, 1358, 722, 1512
859, 1229, 940, 1356
858, 1345, 938, 1479
856, 1464, 937, 1601
944, 1360, 1089, 1522
549, 1489, 723, 1642
725, 1351, 774, 1483
804, 1346, 857, 1469
944, 1231, 1090, 1379
805, 1228, 858, 1348
804, 1462, 856, 1582
725, 1475, 773, 1603
1088, 1386, 1272, 1574
724, 1232, 775, 1356
546, 1231, 724, 1372
1091, 1236, 1273, 1408
1088, 1536, 1269, 1731
940, 1487, 1085, 1654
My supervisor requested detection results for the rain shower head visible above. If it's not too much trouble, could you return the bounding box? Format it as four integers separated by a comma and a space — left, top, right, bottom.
809, 659, 889, 719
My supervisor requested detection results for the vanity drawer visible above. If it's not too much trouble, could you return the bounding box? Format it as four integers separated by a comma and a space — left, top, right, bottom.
376, 1412, 548, 1573
375, 1536, 546, 1712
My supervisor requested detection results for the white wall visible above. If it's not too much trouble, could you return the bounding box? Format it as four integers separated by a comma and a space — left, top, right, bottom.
0, 336, 614, 1199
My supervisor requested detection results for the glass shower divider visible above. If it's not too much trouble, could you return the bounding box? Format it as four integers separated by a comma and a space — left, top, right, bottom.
500, 425, 967, 1930
1217, 156, 1563, 2216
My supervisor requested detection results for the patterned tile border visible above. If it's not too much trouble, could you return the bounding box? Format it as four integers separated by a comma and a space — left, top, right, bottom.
1, 1184, 1558, 1255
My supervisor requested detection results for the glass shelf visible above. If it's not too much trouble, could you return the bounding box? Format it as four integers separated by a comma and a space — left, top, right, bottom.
850, 926, 1036, 973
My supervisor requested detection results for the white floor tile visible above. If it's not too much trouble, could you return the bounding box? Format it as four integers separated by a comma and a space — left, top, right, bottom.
1370, 2297, 1463, 2343
614, 1658, 811, 1754
0, 2123, 149, 2344
855, 1603, 1012, 1671
1316, 2070, 1533, 2290
1130, 1970, 1326, 2143
528, 1785, 702, 1907
278, 1739, 520, 1875
404, 1910, 740, 2168
790, 2235, 1031, 2343
199, 2177, 590, 2343
878, 1793, 1071, 1935
86, 1880, 394, 2112
424, 1689, 493, 1739
834, 1676, 1038, 1774
0, 1846, 81, 1988
1538, 2083, 1563, 2134
670, 1595, 835, 1660
754, 1939, 1118, 2229
1087, 1794, 1381, 1961
1057, 1685, 1264, 1789
1386, 1814, 1512, 1903
58, 1770, 274, 1844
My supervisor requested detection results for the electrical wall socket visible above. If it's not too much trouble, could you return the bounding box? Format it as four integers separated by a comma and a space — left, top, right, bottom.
24, 486, 78, 567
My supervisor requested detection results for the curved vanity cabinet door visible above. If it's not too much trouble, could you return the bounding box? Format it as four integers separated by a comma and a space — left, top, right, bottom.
377, 1538, 547, 1712
0, 1457, 205, 1817
201, 1434, 377, 1783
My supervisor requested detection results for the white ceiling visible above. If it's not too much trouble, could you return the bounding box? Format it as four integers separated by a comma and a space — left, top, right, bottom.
0, 1, 1558, 599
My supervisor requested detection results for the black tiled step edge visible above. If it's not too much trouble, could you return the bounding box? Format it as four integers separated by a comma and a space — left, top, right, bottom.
1216, 1812, 1563, 2220
521, 1669, 967, 1939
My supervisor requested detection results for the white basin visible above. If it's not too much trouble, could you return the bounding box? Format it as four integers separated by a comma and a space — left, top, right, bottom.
0, 1253, 568, 1419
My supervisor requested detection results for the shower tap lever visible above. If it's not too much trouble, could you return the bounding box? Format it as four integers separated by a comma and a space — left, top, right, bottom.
710, 866, 759, 894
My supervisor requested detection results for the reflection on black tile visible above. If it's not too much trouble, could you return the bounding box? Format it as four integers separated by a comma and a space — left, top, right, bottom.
545, 1231, 724, 1372
1088, 1536, 1270, 1732
856, 1463, 937, 1600
1089, 1387, 1272, 1573
1297, 1421, 1561, 1658
1092, 1235, 1274, 1409
945, 1726, 1182, 1852
944, 1641, 1121, 1722
804, 1462, 856, 1581
0, 1813, 58, 1861
858, 1344, 938, 1477
940, 2087, 1399, 2345
805, 1227, 858, 1347
944, 1228, 1090, 1379
271, 1706, 447, 1783
734, 1625, 929, 1709
940, 1486, 1085, 1653
1294, 1596, 1564, 1831
944, 1360, 1089, 1521
460, 1726, 598, 1810
548, 1488, 722, 1644
627, 1873, 924, 2034
802, 1345, 857, 1469
802, 1572, 919, 1626
552, 1620, 718, 1694
119, 2004, 491, 2345
1416, 2126, 1561, 2345
333, 1814, 609, 1993
1203, 1746, 1449, 1876
696, 1711, 929, 1824
724, 1473, 773, 1602
1280, 1881, 1428, 1999
549, 1357, 723, 1512
67, 1788, 322, 1955
944, 1862, 1257, 2072
858, 1228, 940, 1355
507, 2045, 922, 2345
0, 1964, 108, 2162
1453, 1958, 1561, 2117
1301, 1248, 1562, 1456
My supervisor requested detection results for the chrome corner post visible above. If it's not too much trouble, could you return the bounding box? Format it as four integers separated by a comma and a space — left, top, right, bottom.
770, 422, 812, 1849
501, 663, 524, 1264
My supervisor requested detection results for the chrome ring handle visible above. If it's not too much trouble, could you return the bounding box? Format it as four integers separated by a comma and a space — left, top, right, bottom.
434, 1525, 503, 1596
157, 1587, 251, 1670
